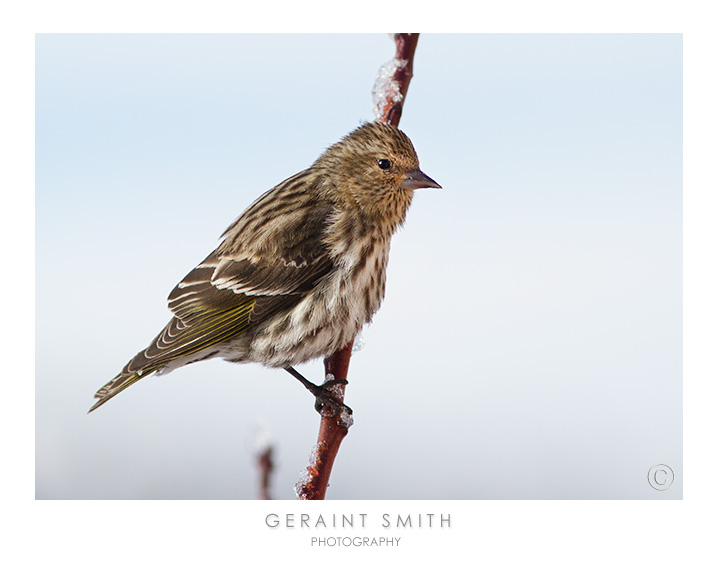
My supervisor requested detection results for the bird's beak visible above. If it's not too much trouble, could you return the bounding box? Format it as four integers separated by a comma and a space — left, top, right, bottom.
401, 168, 442, 190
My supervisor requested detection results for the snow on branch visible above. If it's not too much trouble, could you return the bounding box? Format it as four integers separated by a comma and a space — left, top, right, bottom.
373, 33, 420, 127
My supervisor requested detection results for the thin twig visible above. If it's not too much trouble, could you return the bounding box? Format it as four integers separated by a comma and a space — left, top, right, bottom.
257, 445, 274, 500
295, 340, 354, 500
380, 34, 420, 127
295, 33, 420, 500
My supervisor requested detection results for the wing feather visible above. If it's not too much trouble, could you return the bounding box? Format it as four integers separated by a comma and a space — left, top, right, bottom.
91, 172, 337, 411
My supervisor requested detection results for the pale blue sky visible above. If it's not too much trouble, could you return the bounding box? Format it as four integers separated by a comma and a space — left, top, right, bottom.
36, 33, 682, 499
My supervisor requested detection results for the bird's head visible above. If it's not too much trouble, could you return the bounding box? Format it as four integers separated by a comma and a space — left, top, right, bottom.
315, 121, 440, 231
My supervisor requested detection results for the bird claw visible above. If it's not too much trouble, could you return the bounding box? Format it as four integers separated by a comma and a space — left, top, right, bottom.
284, 367, 353, 419
312, 379, 353, 418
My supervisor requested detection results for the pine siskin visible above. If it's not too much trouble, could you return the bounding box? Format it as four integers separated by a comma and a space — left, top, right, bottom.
90, 121, 440, 413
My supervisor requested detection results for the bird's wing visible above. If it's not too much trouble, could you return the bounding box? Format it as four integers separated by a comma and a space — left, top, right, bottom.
91, 180, 337, 411
163, 190, 338, 352
91, 243, 335, 412
134, 204, 338, 370
159, 247, 336, 361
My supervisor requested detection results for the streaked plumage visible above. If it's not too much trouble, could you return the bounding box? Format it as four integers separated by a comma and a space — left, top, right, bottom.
90, 121, 440, 412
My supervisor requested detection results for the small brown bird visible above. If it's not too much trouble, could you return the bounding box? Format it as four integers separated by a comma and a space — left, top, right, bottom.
90, 121, 440, 414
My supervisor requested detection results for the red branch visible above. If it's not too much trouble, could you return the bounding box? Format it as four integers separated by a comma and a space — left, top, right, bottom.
380, 33, 420, 127
295, 33, 420, 500
257, 445, 274, 500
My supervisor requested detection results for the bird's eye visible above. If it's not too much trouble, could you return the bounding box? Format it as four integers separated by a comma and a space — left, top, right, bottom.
377, 159, 391, 170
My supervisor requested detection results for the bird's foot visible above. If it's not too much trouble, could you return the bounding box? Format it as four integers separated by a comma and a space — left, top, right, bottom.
284, 367, 353, 420
311, 378, 353, 419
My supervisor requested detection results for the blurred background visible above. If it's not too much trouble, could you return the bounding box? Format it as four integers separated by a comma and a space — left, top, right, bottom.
36, 33, 682, 499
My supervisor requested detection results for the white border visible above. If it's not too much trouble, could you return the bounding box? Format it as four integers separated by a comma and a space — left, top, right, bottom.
5, 1, 716, 560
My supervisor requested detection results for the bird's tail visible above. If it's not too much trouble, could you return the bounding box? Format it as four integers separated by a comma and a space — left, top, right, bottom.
89, 320, 178, 412
88, 367, 157, 413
